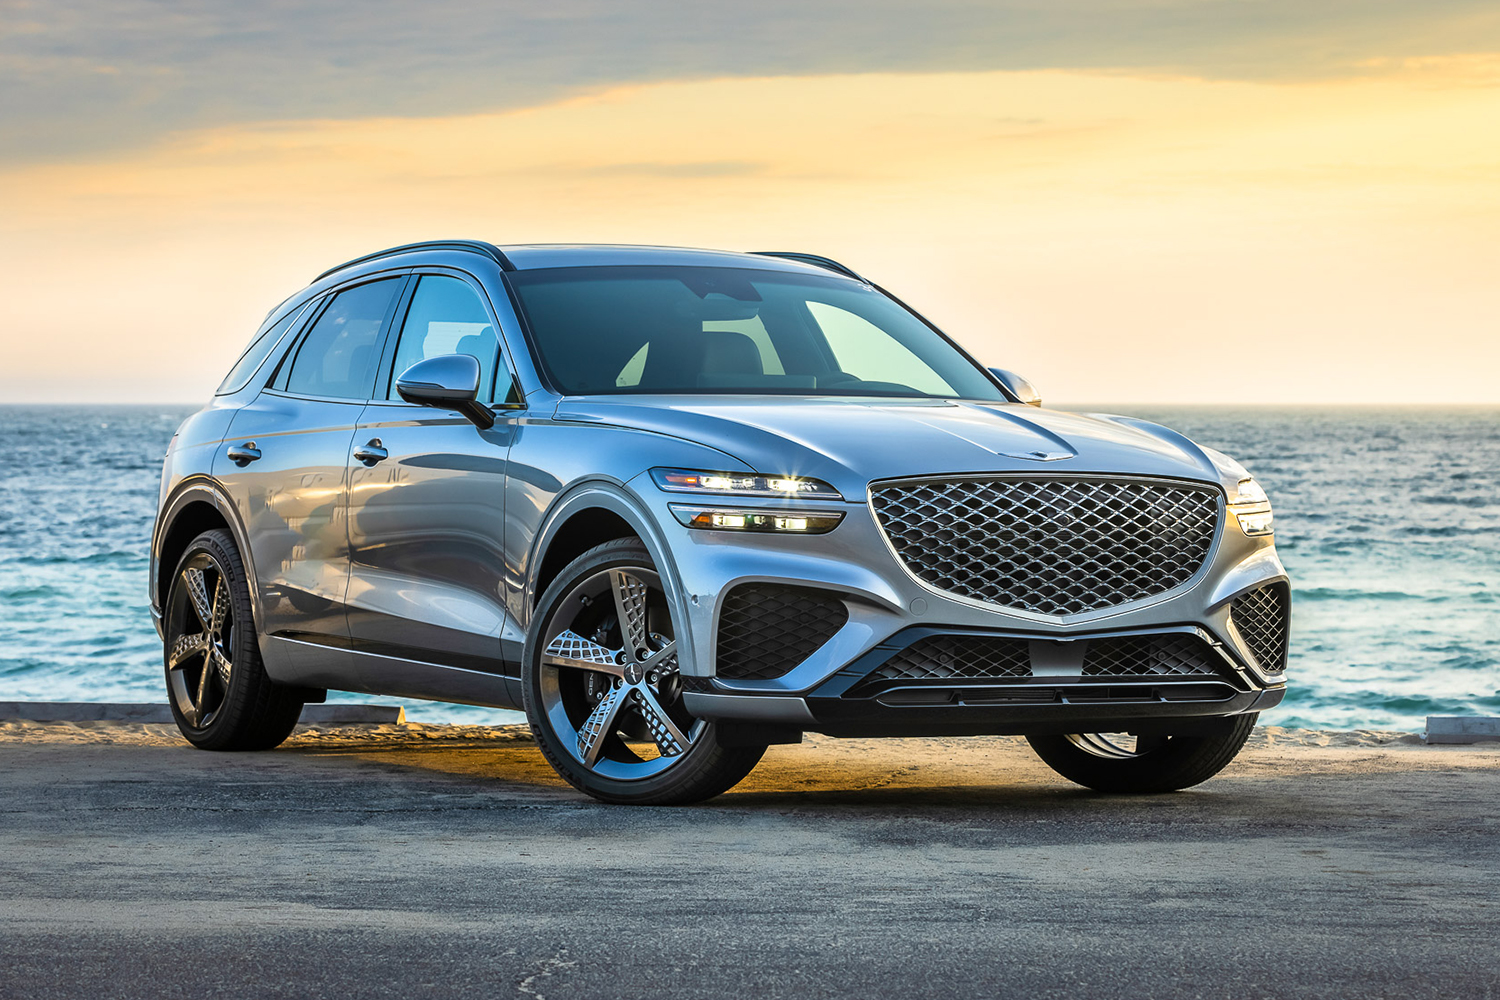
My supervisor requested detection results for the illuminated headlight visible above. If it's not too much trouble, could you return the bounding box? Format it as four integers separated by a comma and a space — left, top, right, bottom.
1230, 477, 1274, 536
652, 468, 843, 500
1235, 509, 1275, 536
1230, 477, 1268, 506
668, 504, 844, 534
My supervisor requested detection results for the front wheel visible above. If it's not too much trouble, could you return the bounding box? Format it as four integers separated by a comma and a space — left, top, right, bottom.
1026, 714, 1257, 793
522, 539, 765, 805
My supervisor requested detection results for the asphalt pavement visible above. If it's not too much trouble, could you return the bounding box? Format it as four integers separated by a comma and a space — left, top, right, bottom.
1, 723, 1496, 1000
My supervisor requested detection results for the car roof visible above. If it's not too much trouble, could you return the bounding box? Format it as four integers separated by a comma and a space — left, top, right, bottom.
312, 241, 865, 285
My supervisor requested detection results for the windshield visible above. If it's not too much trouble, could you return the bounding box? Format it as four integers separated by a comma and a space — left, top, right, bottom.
506, 265, 1006, 400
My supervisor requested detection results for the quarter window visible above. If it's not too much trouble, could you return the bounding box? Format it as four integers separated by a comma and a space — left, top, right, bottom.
387, 276, 501, 401
216, 302, 308, 395
282, 278, 402, 400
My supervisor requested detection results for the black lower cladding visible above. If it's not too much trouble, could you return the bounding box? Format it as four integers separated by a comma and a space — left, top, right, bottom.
802, 625, 1268, 736
715, 583, 849, 680
1231, 582, 1291, 673
843, 629, 1228, 698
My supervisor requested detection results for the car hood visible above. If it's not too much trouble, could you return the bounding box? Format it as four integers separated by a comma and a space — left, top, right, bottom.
555, 396, 1232, 500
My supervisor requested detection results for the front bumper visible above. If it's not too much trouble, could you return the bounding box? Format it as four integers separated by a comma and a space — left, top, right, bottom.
632, 472, 1289, 737
682, 621, 1285, 737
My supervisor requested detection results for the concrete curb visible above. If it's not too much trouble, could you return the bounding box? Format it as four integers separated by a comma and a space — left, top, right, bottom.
1424, 715, 1500, 745
0, 702, 406, 724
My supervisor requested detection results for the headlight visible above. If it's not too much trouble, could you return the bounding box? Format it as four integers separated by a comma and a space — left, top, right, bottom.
668, 504, 845, 534
1229, 477, 1274, 536
651, 468, 843, 500
1229, 477, 1268, 506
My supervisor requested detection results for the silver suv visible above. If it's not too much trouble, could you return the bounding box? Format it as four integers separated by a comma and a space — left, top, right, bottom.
150, 241, 1289, 804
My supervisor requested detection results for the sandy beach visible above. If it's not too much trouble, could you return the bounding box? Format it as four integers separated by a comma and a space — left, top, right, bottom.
2, 722, 1497, 998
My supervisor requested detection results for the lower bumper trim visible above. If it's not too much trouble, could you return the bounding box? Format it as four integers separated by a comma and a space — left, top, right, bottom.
684, 685, 1283, 738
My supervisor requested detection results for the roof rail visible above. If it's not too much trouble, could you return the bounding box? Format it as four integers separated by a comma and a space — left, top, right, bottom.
751, 251, 866, 283
313, 240, 515, 282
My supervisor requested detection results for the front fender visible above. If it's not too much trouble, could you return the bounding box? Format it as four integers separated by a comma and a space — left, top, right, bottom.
524, 480, 700, 675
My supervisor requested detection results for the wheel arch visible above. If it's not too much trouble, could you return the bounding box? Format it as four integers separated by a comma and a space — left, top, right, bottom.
153, 479, 260, 633
525, 482, 696, 672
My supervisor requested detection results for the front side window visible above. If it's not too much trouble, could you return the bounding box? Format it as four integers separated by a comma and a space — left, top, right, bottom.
386, 276, 500, 401
506, 266, 1004, 400
282, 278, 402, 399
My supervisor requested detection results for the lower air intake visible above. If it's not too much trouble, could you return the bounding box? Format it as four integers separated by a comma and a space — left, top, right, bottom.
1082, 634, 1222, 677
1231, 582, 1291, 673
716, 584, 848, 681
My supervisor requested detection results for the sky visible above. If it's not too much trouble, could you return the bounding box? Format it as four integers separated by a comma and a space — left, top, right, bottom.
1, 1, 1497, 403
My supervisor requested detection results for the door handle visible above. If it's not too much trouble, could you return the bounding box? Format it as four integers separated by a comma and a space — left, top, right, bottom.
226, 442, 261, 467
353, 439, 388, 466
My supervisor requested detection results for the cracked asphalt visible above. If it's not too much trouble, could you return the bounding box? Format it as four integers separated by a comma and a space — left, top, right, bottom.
1, 723, 1497, 1000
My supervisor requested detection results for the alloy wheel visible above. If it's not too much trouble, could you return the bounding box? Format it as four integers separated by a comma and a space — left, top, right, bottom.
537, 565, 705, 781
166, 553, 235, 728
1064, 732, 1171, 758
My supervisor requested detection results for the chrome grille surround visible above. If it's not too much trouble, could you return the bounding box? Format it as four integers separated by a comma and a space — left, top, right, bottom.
869, 475, 1223, 617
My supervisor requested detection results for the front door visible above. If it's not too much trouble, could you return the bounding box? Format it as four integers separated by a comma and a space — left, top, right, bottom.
215, 275, 406, 685
345, 273, 519, 687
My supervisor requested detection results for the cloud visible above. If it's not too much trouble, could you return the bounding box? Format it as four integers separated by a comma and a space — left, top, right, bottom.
3, 0, 1500, 162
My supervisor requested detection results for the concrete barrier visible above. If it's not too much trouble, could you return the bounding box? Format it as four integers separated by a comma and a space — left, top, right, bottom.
1424, 716, 1500, 744
0, 702, 406, 724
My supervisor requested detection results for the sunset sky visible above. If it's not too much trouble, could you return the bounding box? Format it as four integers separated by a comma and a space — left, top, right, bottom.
2, 1, 1497, 403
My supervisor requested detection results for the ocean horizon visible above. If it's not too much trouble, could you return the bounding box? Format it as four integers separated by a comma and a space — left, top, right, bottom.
1, 402, 1495, 728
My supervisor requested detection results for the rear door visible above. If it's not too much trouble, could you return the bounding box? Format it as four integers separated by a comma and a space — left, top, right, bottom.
216, 274, 407, 684
344, 271, 521, 682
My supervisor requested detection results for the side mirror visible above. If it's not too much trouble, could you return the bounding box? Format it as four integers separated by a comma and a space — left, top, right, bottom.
988, 368, 1042, 407
395, 355, 495, 430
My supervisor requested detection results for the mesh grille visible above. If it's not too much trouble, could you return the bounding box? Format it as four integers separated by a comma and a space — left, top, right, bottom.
871, 477, 1220, 616
1232, 583, 1290, 673
716, 584, 848, 680
1083, 634, 1222, 677
870, 635, 1032, 685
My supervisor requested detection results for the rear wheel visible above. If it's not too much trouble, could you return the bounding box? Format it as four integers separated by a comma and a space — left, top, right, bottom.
163, 529, 304, 750
522, 539, 765, 805
1026, 713, 1257, 793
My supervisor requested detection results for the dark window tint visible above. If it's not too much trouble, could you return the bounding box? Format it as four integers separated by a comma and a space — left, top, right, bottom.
387, 276, 500, 401
283, 279, 401, 399
507, 266, 1004, 400
216, 302, 308, 395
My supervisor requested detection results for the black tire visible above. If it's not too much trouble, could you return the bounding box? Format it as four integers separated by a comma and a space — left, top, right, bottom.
522, 538, 765, 805
1026, 713, 1257, 793
162, 529, 304, 751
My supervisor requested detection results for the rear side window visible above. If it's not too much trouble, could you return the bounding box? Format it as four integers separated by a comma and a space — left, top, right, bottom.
216, 303, 308, 395
386, 276, 500, 401
282, 278, 402, 399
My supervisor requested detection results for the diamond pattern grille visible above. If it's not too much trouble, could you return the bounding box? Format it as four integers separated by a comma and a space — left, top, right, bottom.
1232, 583, 1290, 673
871, 635, 1032, 684
871, 477, 1221, 616
1082, 634, 1221, 677
716, 584, 849, 681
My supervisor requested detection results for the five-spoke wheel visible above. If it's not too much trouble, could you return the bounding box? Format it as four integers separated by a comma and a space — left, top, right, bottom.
523, 539, 766, 804
162, 529, 304, 750
166, 554, 236, 728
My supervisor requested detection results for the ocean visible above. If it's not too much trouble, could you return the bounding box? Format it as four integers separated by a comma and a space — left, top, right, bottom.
0, 403, 1495, 729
